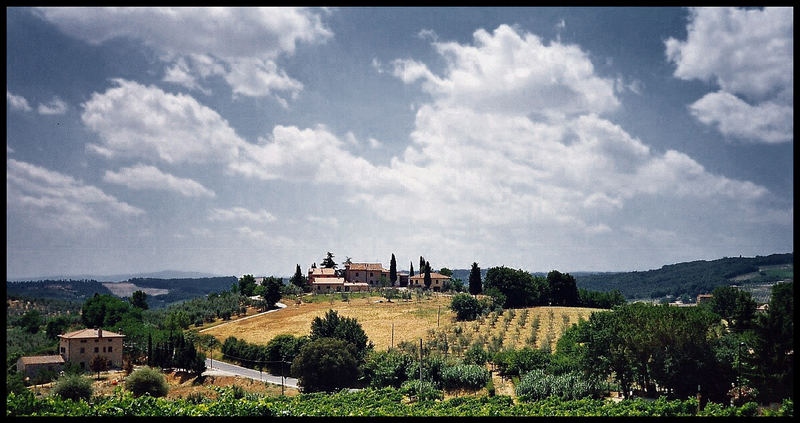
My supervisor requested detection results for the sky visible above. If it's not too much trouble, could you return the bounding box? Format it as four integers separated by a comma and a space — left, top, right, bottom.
6, 7, 794, 279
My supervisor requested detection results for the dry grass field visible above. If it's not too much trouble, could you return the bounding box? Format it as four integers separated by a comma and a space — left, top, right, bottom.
203, 293, 604, 355
203, 294, 456, 350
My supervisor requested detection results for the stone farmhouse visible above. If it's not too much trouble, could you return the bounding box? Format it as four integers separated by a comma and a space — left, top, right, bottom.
308, 261, 450, 293
408, 272, 451, 291
16, 327, 125, 380
58, 328, 125, 369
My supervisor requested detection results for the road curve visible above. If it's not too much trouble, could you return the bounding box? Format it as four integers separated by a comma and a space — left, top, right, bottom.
204, 357, 300, 390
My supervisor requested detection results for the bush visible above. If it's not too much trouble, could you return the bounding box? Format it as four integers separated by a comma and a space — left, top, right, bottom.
450, 293, 483, 321
51, 374, 93, 402
463, 343, 489, 366
441, 364, 490, 391
125, 366, 169, 397
493, 347, 550, 377
400, 380, 443, 401
291, 338, 360, 392
362, 350, 415, 388
515, 370, 601, 401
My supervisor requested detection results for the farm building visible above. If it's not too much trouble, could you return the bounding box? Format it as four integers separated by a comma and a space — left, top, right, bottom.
58, 328, 125, 369
344, 262, 390, 286
408, 272, 451, 291
16, 355, 65, 380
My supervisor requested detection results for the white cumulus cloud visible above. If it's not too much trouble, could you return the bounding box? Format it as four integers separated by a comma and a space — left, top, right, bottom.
7, 90, 32, 112
666, 7, 793, 143
37, 96, 68, 115
103, 164, 216, 198
35, 7, 332, 102
7, 158, 144, 231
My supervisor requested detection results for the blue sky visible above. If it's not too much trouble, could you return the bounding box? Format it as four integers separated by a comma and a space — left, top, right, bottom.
6, 7, 793, 279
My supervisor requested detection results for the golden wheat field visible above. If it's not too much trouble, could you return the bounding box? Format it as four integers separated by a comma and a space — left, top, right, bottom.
202, 293, 604, 354
202, 294, 456, 350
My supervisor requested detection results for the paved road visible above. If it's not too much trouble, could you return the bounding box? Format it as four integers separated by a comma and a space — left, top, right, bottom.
204, 357, 300, 390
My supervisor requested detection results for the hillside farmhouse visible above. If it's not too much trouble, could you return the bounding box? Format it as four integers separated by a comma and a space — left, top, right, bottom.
58, 328, 125, 369
308, 267, 369, 293
308, 262, 450, 293
409, 272, 451, 291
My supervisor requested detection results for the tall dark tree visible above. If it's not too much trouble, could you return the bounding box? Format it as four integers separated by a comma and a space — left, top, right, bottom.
419, 256, 425, 277
261, 276, 283, 309
130, 290, 149, 310
321, 252, 338, 269
484, 266, 549, 308
753, 281, 793, 402
548, 270, 579, 306
147, 333, 153, 367
424, 261, 432, 290
469, 262, 482, 295
238, 274, 257, 297
409, 262, 415, 277
389, 254, 397, 286
290, 264, 310, 292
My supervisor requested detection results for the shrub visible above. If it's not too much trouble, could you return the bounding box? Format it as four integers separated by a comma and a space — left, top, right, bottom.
362, 350, 414, 388
463, 343, 489, 366
125, 366, 169, 398
494, 347, 550, 377
51, 374, 93, 402
400, 380, 443, 401
516, 370, 601, 401
441, 364, 490, 391
450, 293, 483, 321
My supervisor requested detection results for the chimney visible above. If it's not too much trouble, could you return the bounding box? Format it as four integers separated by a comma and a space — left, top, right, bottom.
98, 328, 103, 338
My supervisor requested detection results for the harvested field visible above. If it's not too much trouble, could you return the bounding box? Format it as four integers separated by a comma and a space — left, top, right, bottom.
203, 294, 455, 350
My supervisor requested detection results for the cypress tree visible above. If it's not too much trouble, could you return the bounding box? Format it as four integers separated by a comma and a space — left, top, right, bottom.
469, 262, 482, 295
147, 333, 153, 367
410, 262, 415, 277
390, 254, 397, 286
424, 261, 432, 290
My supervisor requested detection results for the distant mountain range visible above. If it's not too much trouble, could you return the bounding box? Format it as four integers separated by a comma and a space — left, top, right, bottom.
7, 270, 220, 283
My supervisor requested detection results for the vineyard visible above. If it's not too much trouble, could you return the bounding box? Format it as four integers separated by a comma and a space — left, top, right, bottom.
7, 386, 792, 417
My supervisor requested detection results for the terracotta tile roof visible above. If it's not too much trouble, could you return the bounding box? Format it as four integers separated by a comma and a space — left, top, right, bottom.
18, 355, 65, 365
59, 328, 125, 339
310, 268, 337, 276
312, 278, 345, 285
409, 272, 450, 280
346, 263, 386, 271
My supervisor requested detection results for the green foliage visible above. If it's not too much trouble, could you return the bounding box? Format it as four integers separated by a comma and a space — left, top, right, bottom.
310, 309, 372, 360
130, 290, 149, 310
125, 366, 169, 397
493, 347, 550, 377
260, 276, 283, 309
576, 253, 792, 300
291, 338, 360, 392
468, 262, 482, 295
710, 285, 756, 332
400, 380, 443, 401
463, 344, 489, 366
6, 387, 793, 416
321, 252, 338, 269
424, 261, 432, 289
290, 264, 310, 292
753, 281, 793, 403
16, 310, 43, 334
81, 293, 132, 328
362, 350, 415, 388
484, 266, 548, 308
440, 364, 489, 391
449, 293, 484, 321
6, 372, 27, 395
51, 374, 93, 402
515, 370, 602, 401
547, 270, 579, 306
390, 254, 398, 285
238, 275, 257, 297
577, 288, 625, 309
